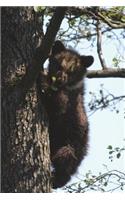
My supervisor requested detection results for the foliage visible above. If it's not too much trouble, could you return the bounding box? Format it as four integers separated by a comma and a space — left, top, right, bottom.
63, 170, 125, 193
62, 142, 125, 193
101, 7, 125, 22
87, 84, 125, 116
107, 143, 125, 162
35, 7, 125, 41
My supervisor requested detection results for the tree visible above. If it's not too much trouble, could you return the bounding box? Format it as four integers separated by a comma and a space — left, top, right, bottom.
1, 6, 125, 192
1, 7, 66, 192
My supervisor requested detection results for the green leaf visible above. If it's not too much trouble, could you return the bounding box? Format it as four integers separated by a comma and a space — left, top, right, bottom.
104, 182, 108, 186
34, 6, 46, 12
100, 188, 105, 192
121, 148, 125, 151
112, 57, 119, 67
107, 145, 113, 150
109, 150, 114, 154
115, 147, 120, 151
117, 153, 121, 159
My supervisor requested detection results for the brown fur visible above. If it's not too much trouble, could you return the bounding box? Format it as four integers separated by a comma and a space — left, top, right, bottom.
41, 41, 94, 188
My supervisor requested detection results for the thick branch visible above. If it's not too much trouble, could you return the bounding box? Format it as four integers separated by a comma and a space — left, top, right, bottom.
13, 7, 67, 106
87, 68, 125, 78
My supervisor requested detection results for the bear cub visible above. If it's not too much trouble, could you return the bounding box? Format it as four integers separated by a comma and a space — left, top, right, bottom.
42, 41, 94, 189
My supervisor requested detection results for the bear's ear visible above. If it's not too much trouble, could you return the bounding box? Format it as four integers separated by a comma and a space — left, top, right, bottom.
51, 40, 65, 55
80, 55, 94, 68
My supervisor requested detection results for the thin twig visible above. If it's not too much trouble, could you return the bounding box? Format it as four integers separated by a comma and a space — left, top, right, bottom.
64, 170, 125, 192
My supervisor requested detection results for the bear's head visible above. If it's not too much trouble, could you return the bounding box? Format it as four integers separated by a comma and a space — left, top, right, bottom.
48, 41, 94, 88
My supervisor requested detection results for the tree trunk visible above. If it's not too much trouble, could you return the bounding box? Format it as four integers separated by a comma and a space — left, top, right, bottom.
1, 7, 51, 192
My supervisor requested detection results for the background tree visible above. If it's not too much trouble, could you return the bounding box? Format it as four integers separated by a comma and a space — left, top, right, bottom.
1, 6, 125, 192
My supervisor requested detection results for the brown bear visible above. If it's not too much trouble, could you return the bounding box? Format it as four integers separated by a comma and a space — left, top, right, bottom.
41, 41, 94, 189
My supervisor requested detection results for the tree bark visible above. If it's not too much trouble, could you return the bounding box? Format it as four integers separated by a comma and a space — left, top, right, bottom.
1, 7, 51, 193
87, 68, 125, 78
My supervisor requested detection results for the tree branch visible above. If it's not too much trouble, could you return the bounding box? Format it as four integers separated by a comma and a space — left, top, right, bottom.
87, 68, 125, 78
64, 27, 112, 42
13, 7, 67, 106
97, 12, 125, 29
64, 169, 125, 192
44, 7, 125, 29
63, 170, 125, 193
22, 7, 66, 88
96, 19, 107, 70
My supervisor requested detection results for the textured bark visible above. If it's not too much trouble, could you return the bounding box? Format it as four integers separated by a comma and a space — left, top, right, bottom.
1, 7, 51, 192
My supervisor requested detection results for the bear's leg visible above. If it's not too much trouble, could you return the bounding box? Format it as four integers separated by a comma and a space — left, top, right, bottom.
51, 145, 78, 188
52, 169, 71, 189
